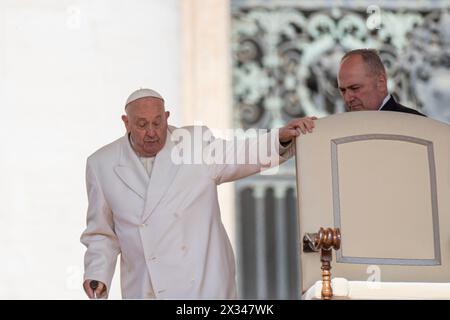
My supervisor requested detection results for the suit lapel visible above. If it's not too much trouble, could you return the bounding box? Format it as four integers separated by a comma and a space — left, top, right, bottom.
380, 95, 396, 111
142, 129, 181, 223
114, 134, 149, 199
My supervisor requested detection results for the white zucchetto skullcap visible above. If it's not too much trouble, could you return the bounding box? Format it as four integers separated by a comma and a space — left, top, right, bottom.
125, 88, 164, 108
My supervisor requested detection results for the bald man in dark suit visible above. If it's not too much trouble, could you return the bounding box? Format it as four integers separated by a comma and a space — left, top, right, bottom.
338, 49, 425, 117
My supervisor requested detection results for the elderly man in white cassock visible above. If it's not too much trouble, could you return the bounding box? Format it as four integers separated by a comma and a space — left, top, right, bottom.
80, 88, 316, 299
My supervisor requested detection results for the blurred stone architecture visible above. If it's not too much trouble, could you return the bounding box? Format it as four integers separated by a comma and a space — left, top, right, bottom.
231, 0, 450, 299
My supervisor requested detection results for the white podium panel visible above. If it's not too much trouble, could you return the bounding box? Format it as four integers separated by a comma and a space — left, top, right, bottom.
302, 278, 450, 300
295, 111, 450, 297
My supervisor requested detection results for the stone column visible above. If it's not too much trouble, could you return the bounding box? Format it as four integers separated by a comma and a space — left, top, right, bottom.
253, 184, 268, 299
180, 0, 236, 249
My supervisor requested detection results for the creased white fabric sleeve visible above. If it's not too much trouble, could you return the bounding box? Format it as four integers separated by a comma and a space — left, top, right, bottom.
80, 159, 121, 296
205, 128, 295, 184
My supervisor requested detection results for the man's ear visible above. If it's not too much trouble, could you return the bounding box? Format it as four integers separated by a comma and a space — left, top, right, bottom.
165, 111, 170, 120
121, 115, 130, 133
377, 72, 387, 90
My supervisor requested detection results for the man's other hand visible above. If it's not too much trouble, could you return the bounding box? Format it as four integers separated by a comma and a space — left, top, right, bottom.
279, 116, 317, 144
83, 279, 107, 299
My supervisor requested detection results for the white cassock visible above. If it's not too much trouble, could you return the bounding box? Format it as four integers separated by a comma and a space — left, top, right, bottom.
80, 125, 293, 299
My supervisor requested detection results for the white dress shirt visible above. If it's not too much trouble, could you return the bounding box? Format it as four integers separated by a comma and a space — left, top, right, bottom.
139, 156, 155, 176
378, 94, 391, 110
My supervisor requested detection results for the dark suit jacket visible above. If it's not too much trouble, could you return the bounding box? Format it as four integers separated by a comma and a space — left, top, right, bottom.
380, 96, 426, 117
